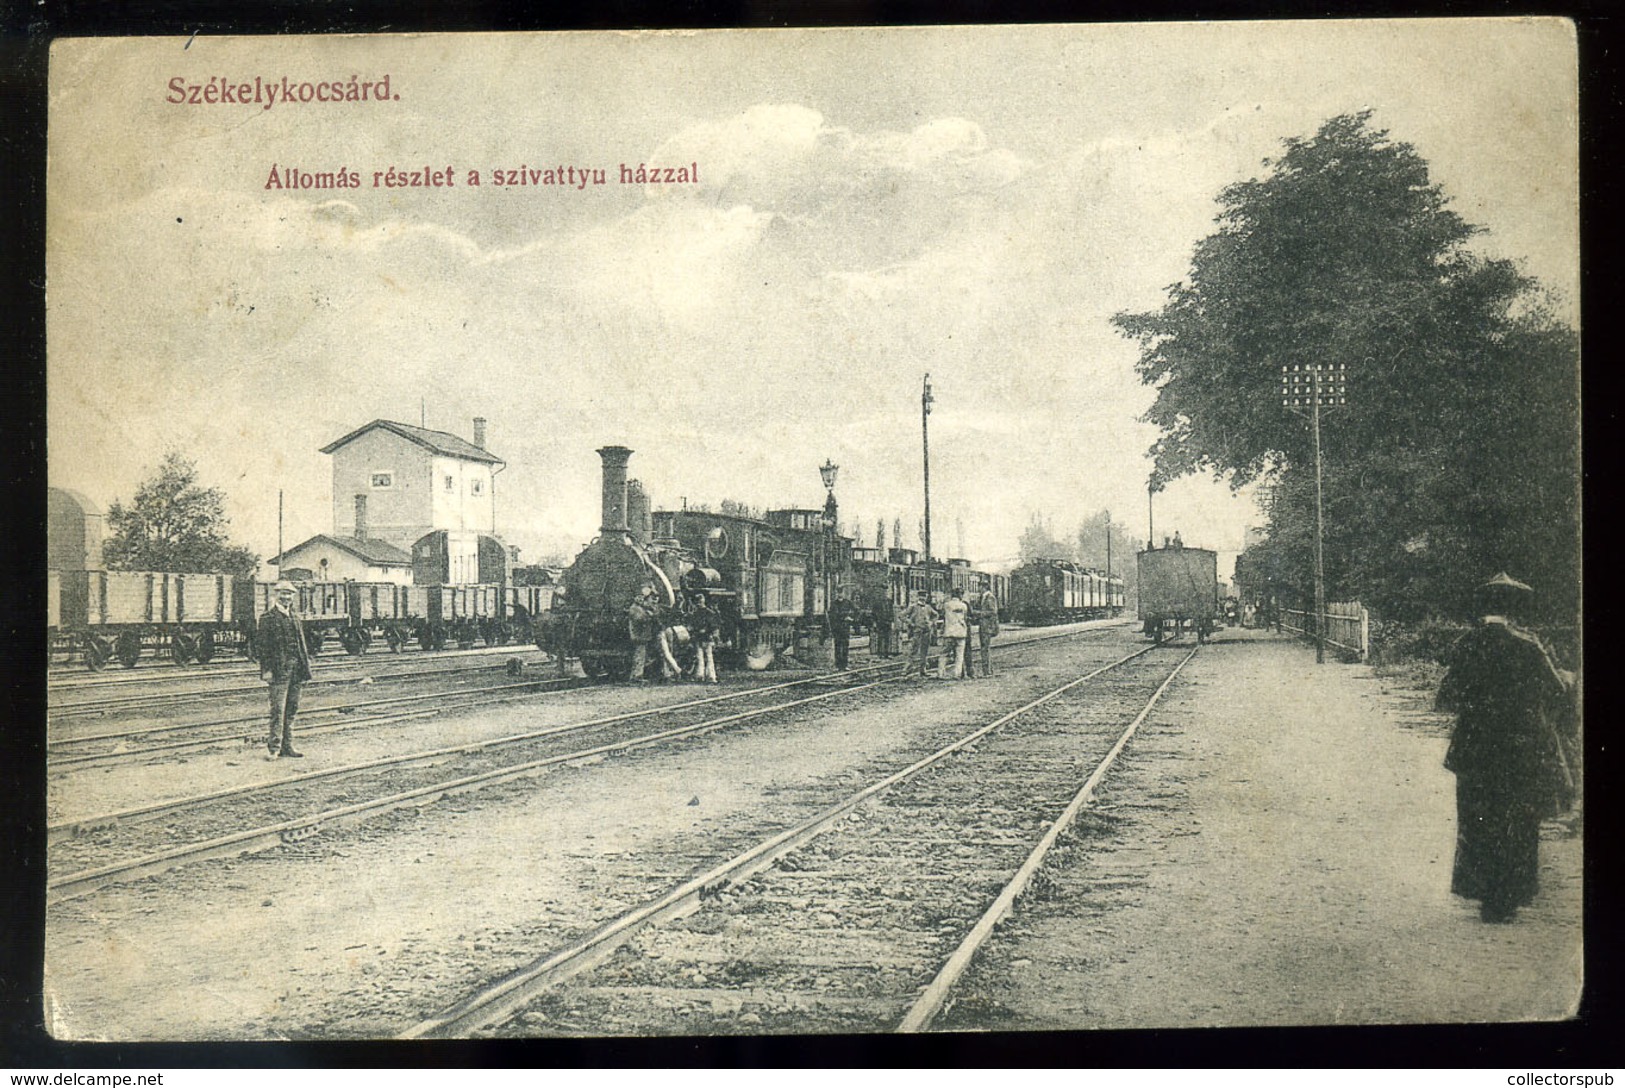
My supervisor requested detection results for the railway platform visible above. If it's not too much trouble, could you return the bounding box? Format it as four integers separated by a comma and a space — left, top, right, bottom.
949, 626, 1584, 1029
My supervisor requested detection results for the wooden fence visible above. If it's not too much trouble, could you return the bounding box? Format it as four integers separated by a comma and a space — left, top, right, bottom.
1280, 601, 1370, 661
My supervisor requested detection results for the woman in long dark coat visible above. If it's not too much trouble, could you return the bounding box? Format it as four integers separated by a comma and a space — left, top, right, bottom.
1437, 573, 1577, 923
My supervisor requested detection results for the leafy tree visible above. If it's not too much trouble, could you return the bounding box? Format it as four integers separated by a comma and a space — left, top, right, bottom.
1017, 515, 1072, 564
1114, 112, 1579, 623
103, 452, 260, 576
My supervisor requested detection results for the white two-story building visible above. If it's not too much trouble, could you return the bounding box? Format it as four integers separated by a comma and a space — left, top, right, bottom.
274, 417, 505, 584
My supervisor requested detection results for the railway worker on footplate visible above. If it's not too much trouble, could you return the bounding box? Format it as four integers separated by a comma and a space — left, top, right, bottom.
626, 583, 659, 682
1437, 572, 1578, 924
899, 590, 938, 679
939, 587, 970, 680
973, 587, 1000, 678
828, 586, 857, 670
259, 581, 312, 759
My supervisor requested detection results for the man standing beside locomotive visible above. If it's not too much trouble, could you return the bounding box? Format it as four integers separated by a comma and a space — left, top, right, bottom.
939, 587, 971, 680
972, 587, 1000, 678
899, 590, 938, 679
626, 583, 659, 682
688, 593, 720, 683
259, 581, 312, 759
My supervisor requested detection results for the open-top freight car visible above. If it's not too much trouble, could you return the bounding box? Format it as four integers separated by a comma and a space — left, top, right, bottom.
47, 485, 548, 669
1136, 543, 1219, 643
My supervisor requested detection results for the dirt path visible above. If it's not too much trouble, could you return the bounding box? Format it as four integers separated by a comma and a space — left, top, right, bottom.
948, 628, 1583, 1029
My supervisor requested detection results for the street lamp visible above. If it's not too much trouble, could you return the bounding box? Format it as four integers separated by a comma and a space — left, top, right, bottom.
1280, 361, 1349, 663
819, 458, 839, 528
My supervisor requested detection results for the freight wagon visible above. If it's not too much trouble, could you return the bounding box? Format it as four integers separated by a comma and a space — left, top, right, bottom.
1136, 544, 1219, 643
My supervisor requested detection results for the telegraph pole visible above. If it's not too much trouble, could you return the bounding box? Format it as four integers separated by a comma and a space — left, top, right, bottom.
921, 373, 934, 564
1281, 362, 1348, 664
1105, 510, 1112, 578
1147, 484, 1155, 550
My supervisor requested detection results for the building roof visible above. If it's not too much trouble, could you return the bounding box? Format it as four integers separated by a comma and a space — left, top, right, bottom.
273, 534, 413, 567
320, 419, 504, 465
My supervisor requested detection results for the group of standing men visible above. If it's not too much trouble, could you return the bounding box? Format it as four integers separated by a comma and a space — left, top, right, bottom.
625, 583, 721, 683
893, 586, 1000, 680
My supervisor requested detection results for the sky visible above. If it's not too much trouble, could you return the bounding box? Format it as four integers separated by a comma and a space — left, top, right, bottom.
47, 22, 1578, 579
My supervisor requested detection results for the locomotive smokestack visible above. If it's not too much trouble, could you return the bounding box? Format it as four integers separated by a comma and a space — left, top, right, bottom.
473, 417, 488, 449
597, 446, 633, 533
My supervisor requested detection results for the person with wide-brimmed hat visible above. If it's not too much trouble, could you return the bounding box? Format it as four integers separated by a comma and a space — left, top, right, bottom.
259, 580, 313, 759
1437, 572, 1578, 922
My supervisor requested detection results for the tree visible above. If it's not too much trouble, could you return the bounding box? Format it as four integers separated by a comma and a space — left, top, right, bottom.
875, 518, 886, 553
1017, 514, 1072, 564
103, 452, 260, 576
1114, 113, 1579, 623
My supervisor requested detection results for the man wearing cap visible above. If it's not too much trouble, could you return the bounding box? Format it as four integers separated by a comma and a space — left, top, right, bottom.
626, 583, 659, 682
259, 581, 313, 759
1437, 572, 1578, 923
972, 587, 1000, 678
899, 590, 938, 679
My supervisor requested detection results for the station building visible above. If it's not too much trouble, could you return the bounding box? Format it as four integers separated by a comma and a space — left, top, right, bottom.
277, 417, 506, 584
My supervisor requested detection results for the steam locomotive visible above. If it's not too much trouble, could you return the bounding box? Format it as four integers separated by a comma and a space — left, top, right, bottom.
541, 446, 1009, 679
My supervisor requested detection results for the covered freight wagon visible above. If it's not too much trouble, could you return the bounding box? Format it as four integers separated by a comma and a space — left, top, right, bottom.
1136, 545, 1219, 643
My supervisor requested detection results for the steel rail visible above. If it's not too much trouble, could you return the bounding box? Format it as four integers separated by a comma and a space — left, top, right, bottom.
46, 676, 591, 769
50, 620, 1120, 785
47, 664, 901, 845
47, 672, 910, 905
398, 639, 1162, 1039
46, 640, 541, 689
48, 652, 552, 717
896, 645, 1200, 1032
49, 671, 576, 753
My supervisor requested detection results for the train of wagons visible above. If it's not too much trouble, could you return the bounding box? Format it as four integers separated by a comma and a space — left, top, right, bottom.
47, 488, 554, 670
1006, 559, 1126, 625
538, 446, 1024, 679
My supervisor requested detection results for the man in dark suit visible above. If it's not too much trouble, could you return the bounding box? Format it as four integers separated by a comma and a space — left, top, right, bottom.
260, 580, 313, 759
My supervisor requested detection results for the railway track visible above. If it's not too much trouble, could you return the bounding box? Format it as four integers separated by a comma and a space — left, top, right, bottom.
46, 672, 587, 767
47, 624, 1131, 905
47, 649, 555, 708
401, 642, 1198, 1037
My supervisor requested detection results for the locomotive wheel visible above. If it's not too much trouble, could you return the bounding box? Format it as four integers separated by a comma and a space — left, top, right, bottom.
84, 637, 111, 672
385, 625, 405, 652
115, 632, 142, 669
339, 628, 367, 656
305, 628, 326, 656
171, 632, 198, 666
196, 629, 217, 664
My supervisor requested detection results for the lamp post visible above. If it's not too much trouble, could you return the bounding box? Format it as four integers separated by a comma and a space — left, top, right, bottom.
819, 458, 839, 528
1280, 361, 1348, 664
921, 373, 934, 565
819, 459, 839, 607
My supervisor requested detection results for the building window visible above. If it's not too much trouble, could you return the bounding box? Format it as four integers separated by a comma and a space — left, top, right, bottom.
470, 479, 484, 496
444, 475, 455, 492
370, 472, 394, 489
